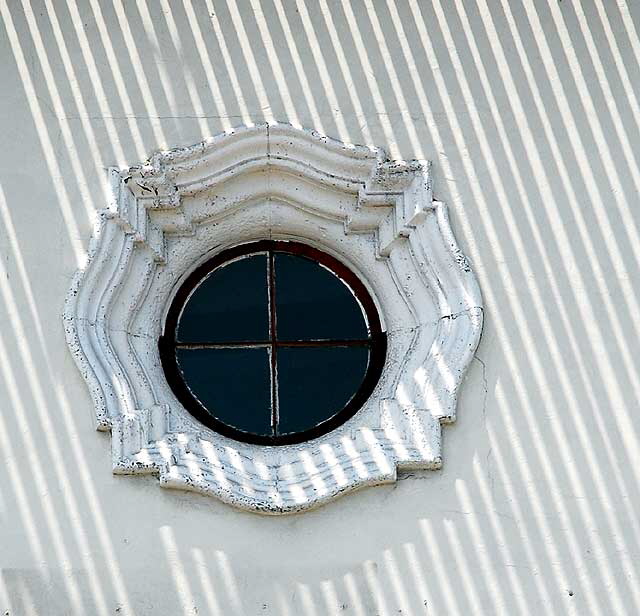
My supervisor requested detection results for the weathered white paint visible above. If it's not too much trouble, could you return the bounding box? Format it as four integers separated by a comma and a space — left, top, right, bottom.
64, 123, 482, 513
1, 1, 639, 614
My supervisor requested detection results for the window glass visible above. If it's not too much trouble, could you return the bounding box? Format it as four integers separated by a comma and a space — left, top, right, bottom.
162, 241, 385, 445
274, 253, 368, 340
177, 254, 269, 343
276, 346, 369, 434
176, 347, 272, 436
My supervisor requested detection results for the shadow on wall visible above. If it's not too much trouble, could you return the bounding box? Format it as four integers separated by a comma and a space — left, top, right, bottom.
0, 0, 640, 614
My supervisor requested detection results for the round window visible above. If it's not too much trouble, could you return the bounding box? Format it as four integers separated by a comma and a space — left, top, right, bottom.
159, 240, 386, 445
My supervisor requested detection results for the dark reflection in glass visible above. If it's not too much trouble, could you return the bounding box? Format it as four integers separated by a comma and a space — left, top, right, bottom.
178, 254, 269, 343
176, 348, 272, 436
276, 346, 369, 435
162, 241, 385, 444
274, 253, 368, 340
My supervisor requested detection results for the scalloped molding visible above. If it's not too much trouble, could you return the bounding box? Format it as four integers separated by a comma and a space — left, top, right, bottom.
63, 123, 483, 514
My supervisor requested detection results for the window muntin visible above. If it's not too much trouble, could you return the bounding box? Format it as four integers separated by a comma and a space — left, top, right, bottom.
160, 240, 386, 445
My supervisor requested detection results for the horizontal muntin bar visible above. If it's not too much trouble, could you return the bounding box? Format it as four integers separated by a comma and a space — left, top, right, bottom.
175, 338, 372, 349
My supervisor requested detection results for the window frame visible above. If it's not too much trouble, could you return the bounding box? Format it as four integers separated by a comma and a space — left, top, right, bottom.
159, 239, 387, 445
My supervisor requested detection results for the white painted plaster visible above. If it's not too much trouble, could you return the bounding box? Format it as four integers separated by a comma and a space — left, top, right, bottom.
64, 123, 482, 513
1, 1, 639, 614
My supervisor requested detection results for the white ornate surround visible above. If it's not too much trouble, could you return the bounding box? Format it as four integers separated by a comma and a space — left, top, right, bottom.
64, 123, 483, 514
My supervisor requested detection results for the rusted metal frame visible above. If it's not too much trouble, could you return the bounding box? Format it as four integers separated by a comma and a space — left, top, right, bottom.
174, 339, 372, 349
159, 240, 386, 446
267, 250, 279, 435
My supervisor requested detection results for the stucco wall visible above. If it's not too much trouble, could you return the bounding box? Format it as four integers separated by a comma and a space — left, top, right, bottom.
1, 1, 639, 614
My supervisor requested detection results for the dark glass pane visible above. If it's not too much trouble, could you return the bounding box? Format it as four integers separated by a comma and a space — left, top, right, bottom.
178, 254, 269, 343
177, 348, 272, 436
276, 346, 369, 435
274, 253, 368, 341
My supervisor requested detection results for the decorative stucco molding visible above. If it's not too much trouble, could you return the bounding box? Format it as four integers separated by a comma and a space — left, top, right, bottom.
63, 123, 483, 513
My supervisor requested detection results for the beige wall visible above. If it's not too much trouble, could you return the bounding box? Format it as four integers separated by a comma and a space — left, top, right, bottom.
1, 1, 639, 614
